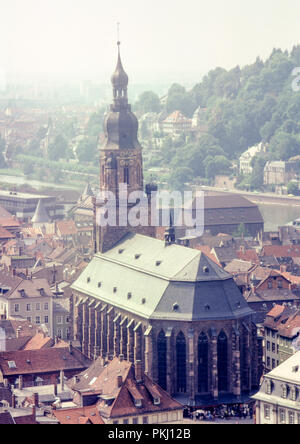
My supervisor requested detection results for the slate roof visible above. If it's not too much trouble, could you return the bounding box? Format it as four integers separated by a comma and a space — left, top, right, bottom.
225, 259, 254, 274
211, 246, 238, 264
0, 272, 52, 300
246, 288, 300, 303
0, 411, 15, 424
71, 233, 253, 321
203, 195, 264, 226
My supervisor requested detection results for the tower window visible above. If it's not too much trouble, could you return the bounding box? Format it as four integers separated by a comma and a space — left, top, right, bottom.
124, 166, 130, 185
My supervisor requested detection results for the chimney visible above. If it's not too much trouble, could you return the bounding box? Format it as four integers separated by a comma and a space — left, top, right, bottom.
119, 354, 124, 362
33, 392, 39, 407
135, 360, 143, 383
60, 370, 64, 391
280, 265, 287, 273
54, 381, 58, 396
117, 375, 123, 388
31, 404, 36, 420
18, 375, 23, 390
11, 394, 16, 409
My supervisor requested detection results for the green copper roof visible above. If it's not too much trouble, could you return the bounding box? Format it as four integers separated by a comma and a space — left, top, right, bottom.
71, 233, 253, 321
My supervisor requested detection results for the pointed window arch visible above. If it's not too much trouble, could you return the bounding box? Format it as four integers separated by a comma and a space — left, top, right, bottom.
198, 332, 209, 393
157, 330, 167, 390
218, 330, 228, 392
124, 165, 130, 185
176, 332, 186, 393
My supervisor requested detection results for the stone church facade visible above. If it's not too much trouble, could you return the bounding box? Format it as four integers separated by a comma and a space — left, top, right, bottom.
70, 42, 262, 406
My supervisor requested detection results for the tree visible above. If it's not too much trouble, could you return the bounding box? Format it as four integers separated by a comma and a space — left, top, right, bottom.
0, 135, 7, 168
77, 137, 98, 163
134, 91, 161, 115
233, 223, 250, 238
269, 131, 300, 161
86, 110, 105, 137
169, 167, 193, 191
287, 181, 300, 196
48, 134, 70, 161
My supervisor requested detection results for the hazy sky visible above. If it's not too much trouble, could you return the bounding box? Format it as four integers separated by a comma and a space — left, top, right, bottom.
1, 0, 300, 85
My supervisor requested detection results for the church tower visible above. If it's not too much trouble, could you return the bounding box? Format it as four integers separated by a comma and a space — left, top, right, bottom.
94, 41, 153, 253
100, 41, 143, 198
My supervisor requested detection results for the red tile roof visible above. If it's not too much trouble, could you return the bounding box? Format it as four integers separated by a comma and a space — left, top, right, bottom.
266, 304, 285, 318
0, 226, 15, 239
265, 305, 300, 338
237, 249, 259, 263
70, 357, 183, 420
0, 206, 13, 218
22, 333, 53, 351
0, 218, 21, 228
262, 245, 300, 258
56, 220, 78, 236
281, 272, 300, 285
0, 347, 90, 376
194, 245, 221, 265
53, 406, 105, 424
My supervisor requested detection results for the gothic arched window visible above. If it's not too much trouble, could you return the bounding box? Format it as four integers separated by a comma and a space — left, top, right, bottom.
218, 330, 228, 392
157, 330, 167, 390
198, 332, 209, 393
176, 332, 186, 393
124, 166, 130, 185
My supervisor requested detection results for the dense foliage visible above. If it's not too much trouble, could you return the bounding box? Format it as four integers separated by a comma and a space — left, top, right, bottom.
140, 46, 300, 190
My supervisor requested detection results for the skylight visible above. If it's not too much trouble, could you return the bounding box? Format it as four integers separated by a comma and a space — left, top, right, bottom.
8, 361, 16, 369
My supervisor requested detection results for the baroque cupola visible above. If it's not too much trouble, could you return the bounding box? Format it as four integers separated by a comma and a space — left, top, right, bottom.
102, 41, 142, 152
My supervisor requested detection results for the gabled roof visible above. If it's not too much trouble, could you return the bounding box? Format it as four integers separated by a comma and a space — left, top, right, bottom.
0, 226, 15, 239
0, 272, 52, 300
53, 406, 104, 425
0, 217, 21, 228
164, 110, 190, 123
237, 249, 259, 263
70, 357, 183, 420
225, 259, 254, 274
82, 183, 94, 199
22, 333, 53, 351
56, 220, 78, 236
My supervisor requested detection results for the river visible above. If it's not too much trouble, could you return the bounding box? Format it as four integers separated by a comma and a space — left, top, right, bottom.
0, 174, 81, 190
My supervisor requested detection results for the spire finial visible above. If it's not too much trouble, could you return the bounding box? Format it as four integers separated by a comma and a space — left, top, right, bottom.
117, 22, 120, 47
